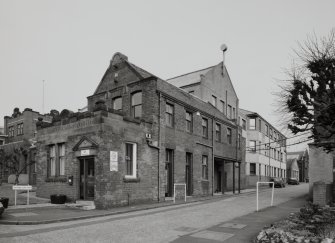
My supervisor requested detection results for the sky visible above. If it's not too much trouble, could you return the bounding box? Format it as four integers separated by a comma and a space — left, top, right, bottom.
1, 0, 334, 151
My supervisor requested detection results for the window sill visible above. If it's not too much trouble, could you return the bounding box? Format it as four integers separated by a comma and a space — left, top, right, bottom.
123, 176, 140, 183
123, 116, 141, 124
45, 176, 67, 183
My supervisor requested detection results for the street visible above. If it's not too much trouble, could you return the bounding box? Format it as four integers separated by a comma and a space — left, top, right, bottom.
0, 183, 308, 243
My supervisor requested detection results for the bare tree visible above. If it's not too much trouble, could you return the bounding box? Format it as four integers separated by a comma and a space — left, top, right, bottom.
277, 29, 335, 152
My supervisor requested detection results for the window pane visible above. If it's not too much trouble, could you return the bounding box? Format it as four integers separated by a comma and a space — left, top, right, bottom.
131, 92, 142, 106
249, 118, 256, 129
126, 143, 133, 175
59, 158, 65, 175
50, 158, 56, 176
134, 105, 142, 118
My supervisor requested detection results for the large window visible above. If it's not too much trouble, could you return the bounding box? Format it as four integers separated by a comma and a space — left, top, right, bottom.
125, 142, 137, 178
17, 123, 24, 135
249, 118, 256, 130
249, 140, 256, 152
202, 118, 208, 138
49, 143, 65, 177
202, 155, 208, 180
185, 111, 192, 133
227, 128, 232, 144
215, 123, 221, 142
165, 103, 174, 127
112, 96, 122, 111
131, 92, 142, 118
250, 163, 256, 175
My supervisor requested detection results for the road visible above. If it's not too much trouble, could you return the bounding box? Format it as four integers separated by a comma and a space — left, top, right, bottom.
0, 183, 308, 243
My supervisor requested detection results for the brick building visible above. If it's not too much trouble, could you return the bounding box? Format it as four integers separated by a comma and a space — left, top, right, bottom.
0, 108, 51, 184
239, 109, 287, 188
287, 149, 309, 182
35, 52, 245, 208
0, 127, 5, 146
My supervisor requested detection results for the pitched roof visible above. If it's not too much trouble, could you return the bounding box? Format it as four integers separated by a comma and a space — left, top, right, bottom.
166, 66, 213, 87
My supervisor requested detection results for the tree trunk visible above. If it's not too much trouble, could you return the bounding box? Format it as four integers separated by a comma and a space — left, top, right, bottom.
15, 173, 19, 185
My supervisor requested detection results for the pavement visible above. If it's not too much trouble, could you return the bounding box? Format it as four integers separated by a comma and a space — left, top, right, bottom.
0, 183, 308, 242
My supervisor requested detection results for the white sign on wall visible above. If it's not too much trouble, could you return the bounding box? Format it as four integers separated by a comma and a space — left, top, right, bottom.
110, 151, 118, 171
80, 149, 90, 156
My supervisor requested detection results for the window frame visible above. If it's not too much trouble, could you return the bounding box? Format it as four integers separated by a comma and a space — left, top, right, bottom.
249, 118, 256, 130
215, 123, 221, 142
112, 96, 122, 111
227, 128, 232, 144
202, 118, 208, 138
250, 163, 256, 175
165, 103, 174, 127
131, 91, 142, 119
125, 142, 137, 179
48, 143, 66, 177
185, 111, 193, 133
249, 140, 256, 152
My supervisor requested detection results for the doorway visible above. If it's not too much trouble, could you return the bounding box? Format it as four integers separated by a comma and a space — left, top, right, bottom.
79, 157, 95, 200
165, 149, 174, 197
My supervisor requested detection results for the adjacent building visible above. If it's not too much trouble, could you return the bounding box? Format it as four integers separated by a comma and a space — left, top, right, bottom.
239, 109, 287, 188
0, 108, 52, 184
0, 127, 5, 145
287, 149, 309, 182
35, 52, 245, 208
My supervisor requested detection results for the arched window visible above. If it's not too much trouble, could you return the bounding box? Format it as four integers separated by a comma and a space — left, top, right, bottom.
131, 91, 142, 118
112, 96, 122, 111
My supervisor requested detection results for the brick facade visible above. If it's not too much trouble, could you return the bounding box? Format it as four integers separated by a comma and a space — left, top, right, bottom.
35, 52, 245, 208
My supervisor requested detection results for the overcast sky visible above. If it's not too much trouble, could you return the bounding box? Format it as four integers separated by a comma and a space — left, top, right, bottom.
1, 0, 334, 150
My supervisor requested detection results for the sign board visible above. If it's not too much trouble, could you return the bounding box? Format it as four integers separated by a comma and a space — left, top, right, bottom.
80, 149, 90, 156
110, 151, 118, 171
13, 185, 32, 190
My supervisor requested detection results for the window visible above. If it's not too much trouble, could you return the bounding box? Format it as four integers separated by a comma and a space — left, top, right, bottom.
259, 120, 261, 132
202, 118, 208, 138
227, 128, 232, 144
58, 144, 65, 175
186, 111, 192, 133
215, 123, 221, 142
242, 119, 246, 130
131, 91, 142, 118
250, 163, 256, 175
280, 152, 283, 162
112, 96, 122, 111
220, 100, 225, 114
17, 123, 24, 135
49, 143, 66, 177
232, 107, 236, 119
202, 155, 208, 180
265, 124, 269, 136
270, 129, 273, 139
249, 118, 256, 130
125, 142, 137, 178
165, 103, 174, 127
228, 105, 232, 119
8, 126, 14, 137
249, 140, 256, 152
212, 95, 217, 107
238, 134, 241, 149
49, 145, 56, 176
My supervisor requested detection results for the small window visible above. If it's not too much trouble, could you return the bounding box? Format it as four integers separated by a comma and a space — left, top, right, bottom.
259, 120, 261, 132
212, 95, 217, 107
227, 128, 232, 144
8, 126, 14, 137
131, 92, 142, 118
265, 124, 269, 136
112, 96, 122, 111
202, 118, 208, 138
215, 123, 221, 142
186, 111, 192, 133
220, 100, 225, 115
202, 155, 208, 180
270, 129, 273, 139
249, 141, 256, 152
250, 163, 256, 175
17, 123, 24, 135
232, 107, 236, 119
249, 118, 256, 130
125, 142, 137, 178
165, 103, 174, 127
238, 134, 241, 149
228, 105, 232, 119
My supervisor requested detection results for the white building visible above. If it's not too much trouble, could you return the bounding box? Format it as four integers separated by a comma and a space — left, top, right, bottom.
239, 109, 287, 187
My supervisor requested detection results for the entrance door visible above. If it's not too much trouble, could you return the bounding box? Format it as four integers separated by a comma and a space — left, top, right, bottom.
165, 149, 174, 197
217, 170, 222, 192
80, 157, 95, 200
185, 153, 193, 196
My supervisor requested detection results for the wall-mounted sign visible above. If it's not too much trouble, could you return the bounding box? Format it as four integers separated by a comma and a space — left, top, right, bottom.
81, 149, 90, 156
110, 151, 118, 171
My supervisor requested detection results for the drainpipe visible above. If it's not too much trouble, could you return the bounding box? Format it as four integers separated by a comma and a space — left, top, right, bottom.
212, 118, 215, 196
